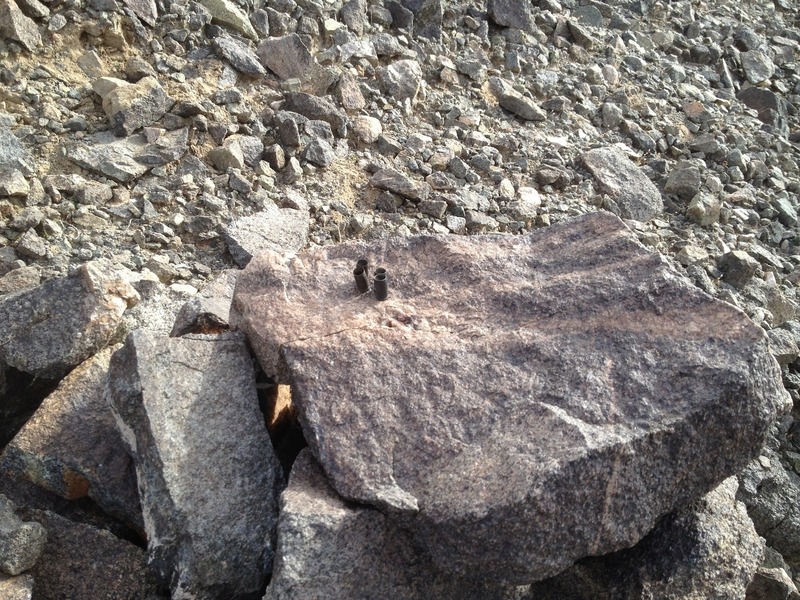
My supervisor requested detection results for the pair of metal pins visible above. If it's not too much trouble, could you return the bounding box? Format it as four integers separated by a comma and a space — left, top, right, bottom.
353, 259, 388, 300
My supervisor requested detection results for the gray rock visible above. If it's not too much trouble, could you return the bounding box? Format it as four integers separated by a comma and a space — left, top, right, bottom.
340, 0, 366, 35
738, 448, 800, 568
686, 192, 721, 226
102, 77, 174, 137
199, 0, 258, 40
65, 131, 150, 183
336, 73, 366, 111
283, 92, 347, 138
0, 495, 46, 576
746, 566, 800, 600
232, 212, 787, 583
498, 91, 546, 121
0, 573, 33, 600
122, 0, 157, 26
0, 267, 40, 296
487, 0, 534, 32
15, 507, 161, 599
0, 0, 41, 51
572, 5, 604, 27
264, 450, 526, 600
386, 1, 413, 30
171, 270, 237, 337
0, 128, 34, 176
13, 230, 46, 261
664, 161, 703, 199
223, 203, 309, 268
737, 87, 788, 134
529, 478, 763, 600
370, 168, 430, 201
766, 328, 798, 366
302, 138, 335, 168
208, 139, 245, 171
0, 260, 139, 381
741, 50, 775, 84
134, 127, 189, 167
583, 147, 663, 221
400, 0, 442, 40
213, 34, 265, 77
257, 35, 336, 95
377, 60, 424, 104
718, 250, 760, 289
772, 196, 797, 227
0, 346, 142, 529
106, 331, 283, 599
0, 169, 29, 197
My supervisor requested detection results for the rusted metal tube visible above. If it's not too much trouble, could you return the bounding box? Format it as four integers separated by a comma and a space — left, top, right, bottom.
373, 270, 388, 300
353, 266, 370, 293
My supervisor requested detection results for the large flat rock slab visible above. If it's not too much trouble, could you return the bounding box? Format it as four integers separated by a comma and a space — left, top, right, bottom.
106, 331, 283, 599
232, 211, 788, 583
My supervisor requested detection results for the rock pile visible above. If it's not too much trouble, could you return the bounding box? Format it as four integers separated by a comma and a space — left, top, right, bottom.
0, 0, 798, 596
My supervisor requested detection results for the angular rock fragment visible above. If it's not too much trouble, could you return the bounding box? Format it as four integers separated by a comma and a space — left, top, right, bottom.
528, 478, 763, 599
302, 138, 335, 168
582, 147, 663, 221
0, 573, 33, 600
741, 50, 775, 85
0, 346, 142, 529
101, 77, 174, 137
199, 0, 257, 40
283, 93, 347, 138
65, 131, 151, 183
737, 87, 788, 135
718, 250, 760, 289
0, 128, 34, 176
498, 91, 546, 121
15, 507, 162, 599
265, 450, 525, 600
0, 495, 46, 576
106, 331, 283, 599
222, 203, 309, 268
664, 161, 702, 199
487, 0, 534, 32
0, 260, 139, 381
0, 169, 29, 197
122, 0, 157, 26
257, 34, 335, 95
377, 59, 424, 104
370, 168, 430, 201
0, 0, 41, 51
233, 212, 787, 583
399, 0, 442, 40
212, 34, 265, 78
171, 270, 237, 337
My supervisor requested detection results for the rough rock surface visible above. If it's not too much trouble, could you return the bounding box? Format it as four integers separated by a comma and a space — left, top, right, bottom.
15, 507, 162, 600
233, 211, 787, 583
0, 260, 138, 381
222, 203, 309, 268
529, 477, 763, 599
170, 269, 237, 337
0, 495, 46, 577
0, 346, 142, 529
582, 147, 663, 221
0, 573, 33, 600
265, 449, 526, 600
0, 0, 41, 51
101, 77, 174, 137
106, 330, 284, 599
257, 34, 335, 95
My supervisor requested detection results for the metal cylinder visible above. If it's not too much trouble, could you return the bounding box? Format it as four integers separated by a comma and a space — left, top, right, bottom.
356, 258, 369, 277
353, 266, 370, 293
373, 271, 388, 301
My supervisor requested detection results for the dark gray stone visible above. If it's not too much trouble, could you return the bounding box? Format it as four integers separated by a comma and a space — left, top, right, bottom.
528, 478, 763, 599
741, 50, 774, 84
718, 250, 760, 289
0, 260, 139, 381
400, 0, 442, 40
664, 161, 703, 199
65, 131, 150, 183
339, 0, 366, 36
15, 507, 162, 600
0, 495, 46, 576
487, 0, 534, 32
213, 35, 266, 77
222, 203, 309, 268
0, 346, 142, 529
0, 128, 34, 176
582, 147, 663, 221
369, 168, 430, 201
264, 450, 526, 600
106, 331, 284, 599
135, 127, 189, 167
302, 138, 335, 168
283, 92, 347, 138
233, 212, 787, 583
737, 87, 788, 135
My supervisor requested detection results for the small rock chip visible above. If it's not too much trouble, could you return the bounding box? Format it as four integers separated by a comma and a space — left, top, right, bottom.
664, 162, 703, 199
302, 139, 335, 168
377, 59, 424, 104
208, 140, 245, 172
686, 192, 721, 226
498, 91, 546, 121
718, 250, 759, 289
212, 35, 266, 78
0, 495, 47, 576
199, 0, 258, 39
102, 77, 174, 137
0, 169, 29, 197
